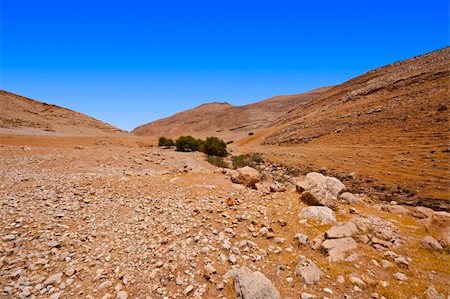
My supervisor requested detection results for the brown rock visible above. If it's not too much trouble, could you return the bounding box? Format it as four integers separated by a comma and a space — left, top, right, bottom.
421, 236, 443, 251
426, 211, 450, 247
321, 237, 357, 262
231, 166, 260, 187
325, 222, 359, 239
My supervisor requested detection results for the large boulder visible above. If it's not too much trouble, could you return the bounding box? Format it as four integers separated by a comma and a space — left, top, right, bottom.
231, 166, 260, 187
296, 172, 345, 210
224, 267, 280, 299
322, 237, 358, 262
298, 206, 337, 225
426, 211, 450, 247
294, 256, 323, 285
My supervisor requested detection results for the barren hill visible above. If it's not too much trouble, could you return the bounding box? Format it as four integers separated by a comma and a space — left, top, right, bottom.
262, 47, 450, 146
0, 90, 124, 136
235, 47, 449, 202
132, 87, 331, 140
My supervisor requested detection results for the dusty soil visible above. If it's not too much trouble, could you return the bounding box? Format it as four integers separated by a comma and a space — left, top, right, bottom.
1, 134, 448, 299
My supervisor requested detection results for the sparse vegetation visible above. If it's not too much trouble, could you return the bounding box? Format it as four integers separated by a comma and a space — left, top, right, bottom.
175, 136, 203, 152
158, 136, 175, 148
231, 153, 263, 169
205, 155, 229, 168
169, 135, 228, 156
203, 137, 227, 157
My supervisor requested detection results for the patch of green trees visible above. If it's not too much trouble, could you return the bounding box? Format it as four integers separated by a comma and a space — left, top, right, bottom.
158, 135, 228, 157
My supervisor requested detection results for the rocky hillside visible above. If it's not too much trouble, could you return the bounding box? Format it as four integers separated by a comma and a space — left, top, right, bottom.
263, 47, 449, 145
0, 90, 124, 136
132, 87, 331, 140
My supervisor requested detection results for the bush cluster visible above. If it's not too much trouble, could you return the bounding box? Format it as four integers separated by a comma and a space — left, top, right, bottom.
158, 136, 175, 147
159, 135, 228, 157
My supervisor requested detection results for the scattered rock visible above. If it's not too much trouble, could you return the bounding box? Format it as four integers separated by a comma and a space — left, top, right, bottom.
393, 272, 408, 281
116, 291, 128, 299
270, 181, 286, 192
339, 192, 360, 204
255, 182, 271, 194
225, 267, 281, 299
325, 222, 359, 239
381, 204, 410, 215
184, 285, 194, 295
322, 237, 358, 262
425, 286, 444, 299
294, 256, 323, 285
298, 206, 337, 225
420, 236, 443, 251
294, 233, 308, 245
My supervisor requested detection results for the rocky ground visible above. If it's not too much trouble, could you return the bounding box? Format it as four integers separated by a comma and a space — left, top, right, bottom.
0, 135, 449, 299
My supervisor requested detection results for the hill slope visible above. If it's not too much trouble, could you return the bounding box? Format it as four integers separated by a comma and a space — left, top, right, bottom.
0, 90, 124, 136
263, 47, 449, 145
132, 87, 331, 140
234, 47, 449, 202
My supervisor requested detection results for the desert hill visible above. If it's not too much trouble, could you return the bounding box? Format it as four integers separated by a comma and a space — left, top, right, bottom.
132, 87, 331, 140
0, 90, 124, 136
263, 47, 449, 145
133, 48, 450, 202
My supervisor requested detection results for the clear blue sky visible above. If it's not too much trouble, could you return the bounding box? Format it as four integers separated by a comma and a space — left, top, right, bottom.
1, 0, 448, 131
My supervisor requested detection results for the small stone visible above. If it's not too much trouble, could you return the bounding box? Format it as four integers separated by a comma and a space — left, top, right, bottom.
49, 292, 62, 299
381, 259, 393, 269
99, 280, 112, 290
2, 234, 16, 241
301, 293, 317, 299
349, 276, 366, 287
116, 291, 128, 299
425, 286, 444, 299
337, 276, 345, 284
44, 273, 63, 286
393, 272, 407, 281
421, 236, 443, 251
294, 233, 308, 245
184, 285, 194, 295
323, 288, 333, 294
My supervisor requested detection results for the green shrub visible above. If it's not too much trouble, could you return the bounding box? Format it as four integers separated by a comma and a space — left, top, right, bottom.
175, 136, 203, 152
158, 136, 175, 147
206, 155, 229, 168
203, 137, 228, 157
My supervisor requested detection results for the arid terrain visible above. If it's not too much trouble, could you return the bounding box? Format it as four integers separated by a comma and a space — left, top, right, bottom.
1, 48, 449, 299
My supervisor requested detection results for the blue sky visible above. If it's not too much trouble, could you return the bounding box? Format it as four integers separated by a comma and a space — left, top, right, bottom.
1, 0, 448, 131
